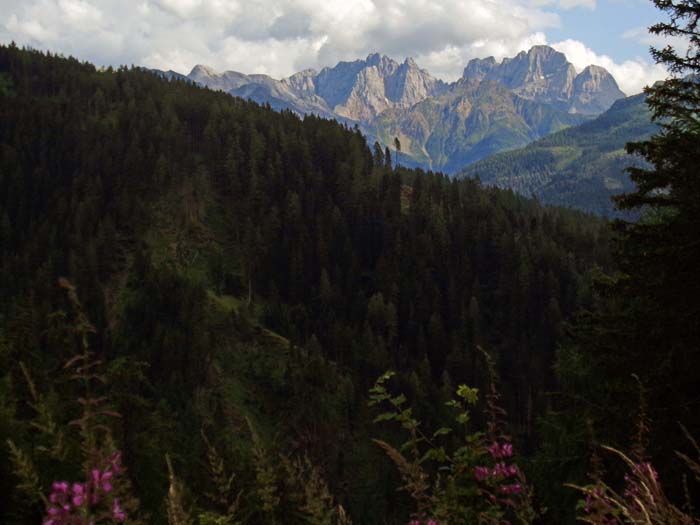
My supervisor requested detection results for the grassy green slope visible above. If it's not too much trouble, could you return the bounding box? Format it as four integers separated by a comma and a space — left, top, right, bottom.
458, 93, 657, 217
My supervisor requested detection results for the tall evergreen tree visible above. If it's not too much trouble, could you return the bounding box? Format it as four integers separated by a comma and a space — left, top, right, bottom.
613, 0, 700, 429
542, 5, 700, 520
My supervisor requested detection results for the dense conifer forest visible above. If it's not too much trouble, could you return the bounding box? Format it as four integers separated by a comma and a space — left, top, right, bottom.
0, 0, 699, 520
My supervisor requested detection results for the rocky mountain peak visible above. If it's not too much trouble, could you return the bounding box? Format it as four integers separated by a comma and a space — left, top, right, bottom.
367, 53, 401, 77
463, 56, 497, 83
187, 65, 252, 92
569, 64, 626, 114
457, 46, 623, 114
498, 45, 572, 87
189, 64, 217, 78
366, 52, 382, 65
528, 45, 567, 61
578, 64, 615, 81
310, 53, 444, 120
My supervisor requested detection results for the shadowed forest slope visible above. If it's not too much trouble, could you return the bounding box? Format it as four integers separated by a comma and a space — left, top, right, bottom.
0, 44, 612, 524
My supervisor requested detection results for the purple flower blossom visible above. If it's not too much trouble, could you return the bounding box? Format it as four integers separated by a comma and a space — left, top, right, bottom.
474, 466, 491, 481
501, 483, 523, 494
488, 441, 514, 459
42, 451, 128, 525
57, 482, 68, 491
493, 462, 516, 477
112, 498, 126, 521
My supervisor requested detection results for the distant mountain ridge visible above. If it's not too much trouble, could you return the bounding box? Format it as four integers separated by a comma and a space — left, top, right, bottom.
457, 92, 657, 217
152, 46, 627, 172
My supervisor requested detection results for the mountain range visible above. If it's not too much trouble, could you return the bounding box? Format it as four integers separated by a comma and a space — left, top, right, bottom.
458, 92, 657, 217
152, 45, 627, 172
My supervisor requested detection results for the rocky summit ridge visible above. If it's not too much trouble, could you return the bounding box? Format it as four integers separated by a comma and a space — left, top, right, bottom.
461, 46, 625, 115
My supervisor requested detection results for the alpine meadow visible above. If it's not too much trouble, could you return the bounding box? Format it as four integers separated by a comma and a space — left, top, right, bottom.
0, 0, 699, 524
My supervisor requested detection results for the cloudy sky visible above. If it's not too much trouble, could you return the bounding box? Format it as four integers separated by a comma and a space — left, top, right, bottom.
0, 0, 679, 94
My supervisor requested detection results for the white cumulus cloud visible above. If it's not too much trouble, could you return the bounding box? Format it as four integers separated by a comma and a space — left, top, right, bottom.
0, 0, 670, 92
0, 0, 558, 77
551, 39, 668, 94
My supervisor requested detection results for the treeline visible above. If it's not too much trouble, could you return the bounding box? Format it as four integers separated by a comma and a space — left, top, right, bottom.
0, 43, 613, 524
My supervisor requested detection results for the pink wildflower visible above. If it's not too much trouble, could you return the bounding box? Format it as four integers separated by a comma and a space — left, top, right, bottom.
112, 498, 126, 521
474, 466, 491, 481
43, 451, 128, 525
501, 483, 523, 495
488, 441, 514, 459
91, 468, 114, 493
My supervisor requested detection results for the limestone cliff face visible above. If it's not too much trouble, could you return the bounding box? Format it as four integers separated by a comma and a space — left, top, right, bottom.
461, 46, 625, 115
331, 62, 390, 120
462, 56, 497, 83
315, 53, 446, 120
282, 69, 318, 97
388, 57, 447, 107
493, 46, 577, 108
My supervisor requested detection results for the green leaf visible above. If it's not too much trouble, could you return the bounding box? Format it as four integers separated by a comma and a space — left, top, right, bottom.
400, 439, 418, 453
456, 412, 470, 425
373, 412, 397, 423
432, 427, 452, 438
377, 371, 395, 384
421, 447, 448, 464
456, 385, 479, 404
368, 392, 390, 405
392, 394, 407, 406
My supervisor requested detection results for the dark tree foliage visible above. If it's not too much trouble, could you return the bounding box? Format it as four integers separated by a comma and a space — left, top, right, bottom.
538, 3, 700, 523
616, 0, 700, 330
0, 44, 611, 524
615, 0, 700, 460
614, 0, 700, 441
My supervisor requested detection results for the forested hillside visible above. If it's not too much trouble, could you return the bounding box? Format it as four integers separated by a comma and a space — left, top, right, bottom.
0, 44, 615, 524
459, 93, 657, 217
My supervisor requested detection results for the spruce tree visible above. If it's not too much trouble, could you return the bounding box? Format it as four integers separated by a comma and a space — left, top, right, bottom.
616, 0, 700, 321
613, 0, 700, 412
